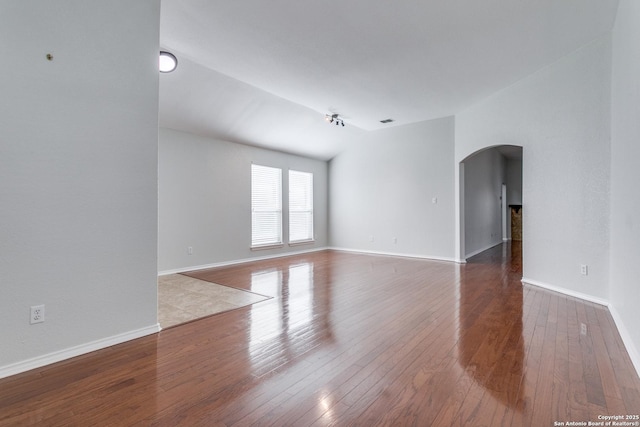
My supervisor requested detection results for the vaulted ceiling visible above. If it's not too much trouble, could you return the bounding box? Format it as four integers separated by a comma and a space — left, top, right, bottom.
159, 0, 619, 160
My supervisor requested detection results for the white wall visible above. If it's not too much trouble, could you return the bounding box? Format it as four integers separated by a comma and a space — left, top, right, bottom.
610, 0, 640, 372
0, 1, 161, 377
158, 128, 329, 273
456, 35, 612, 301
506, 159, 523, 206
329, 117, 456, 260
463, 148, 506, 257
505, 157, 523, 241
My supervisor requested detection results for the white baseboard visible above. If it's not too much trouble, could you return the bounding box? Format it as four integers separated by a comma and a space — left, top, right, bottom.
521, 277, 609, 306
521, 277, 640, 380
607, 305, 640, 379
0, 324, 160, 380
328, 246, 458, 263
159, 246, 330, 276
465, 241, 504, 259
160, 246, 458, 276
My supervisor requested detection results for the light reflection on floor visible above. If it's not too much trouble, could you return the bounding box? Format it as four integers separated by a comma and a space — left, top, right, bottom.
249, 262, 317, 363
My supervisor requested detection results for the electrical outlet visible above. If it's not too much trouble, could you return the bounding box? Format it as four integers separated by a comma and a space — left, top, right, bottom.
30, 305, 45, 324
580, 264, 588, 275
580, 323, 587, 335
187, 246, 193, 255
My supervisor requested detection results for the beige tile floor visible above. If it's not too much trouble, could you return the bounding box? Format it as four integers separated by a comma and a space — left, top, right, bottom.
158, 274, 270, 328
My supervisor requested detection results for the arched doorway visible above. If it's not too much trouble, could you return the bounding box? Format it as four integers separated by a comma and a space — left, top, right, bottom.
457, 145, 522, 261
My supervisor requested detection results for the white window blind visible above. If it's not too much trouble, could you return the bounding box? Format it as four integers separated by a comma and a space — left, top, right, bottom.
251, 164, 282, 247
289, 170, 314, 243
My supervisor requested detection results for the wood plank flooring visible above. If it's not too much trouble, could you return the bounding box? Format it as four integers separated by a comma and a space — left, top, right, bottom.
1, 244, 639, 426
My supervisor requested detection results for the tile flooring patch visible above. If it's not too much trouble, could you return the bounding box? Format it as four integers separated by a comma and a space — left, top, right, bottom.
158, 274, 270, 328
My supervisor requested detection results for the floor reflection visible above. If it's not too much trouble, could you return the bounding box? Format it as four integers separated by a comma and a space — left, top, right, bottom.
248, 260, 335, 367
459, 241, 525, 410
7, 243, 640, 425
177, 246, 535, 422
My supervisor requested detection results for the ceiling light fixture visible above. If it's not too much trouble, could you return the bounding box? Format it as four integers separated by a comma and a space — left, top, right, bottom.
325, 113, 345, 127
159, 51, 178, 73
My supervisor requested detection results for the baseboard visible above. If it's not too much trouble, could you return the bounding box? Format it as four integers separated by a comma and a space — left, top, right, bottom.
465, 241, 504, 259
607, 305, 640, 379
521, 277, 640, 379
521, 277, 609, 306
0, 324, 160, 380
328, 247, 458, 263
158, 246, 330, 276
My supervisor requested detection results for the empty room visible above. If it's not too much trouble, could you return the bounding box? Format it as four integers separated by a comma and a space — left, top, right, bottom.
2, 1, 640, 425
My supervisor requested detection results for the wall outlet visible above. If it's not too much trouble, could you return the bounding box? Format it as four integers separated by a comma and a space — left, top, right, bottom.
30, 305, 45, 324
432, 197, 438, 204
393, 237, 398, 244
580, 323, 587, 335
580, 264, 588, 275
187, 246, 193, 255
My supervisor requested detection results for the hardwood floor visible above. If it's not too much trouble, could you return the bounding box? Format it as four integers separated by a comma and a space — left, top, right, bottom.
1, 244, 639, 426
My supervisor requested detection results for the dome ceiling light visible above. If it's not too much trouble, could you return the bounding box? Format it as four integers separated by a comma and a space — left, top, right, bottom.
159, 51, 178, 73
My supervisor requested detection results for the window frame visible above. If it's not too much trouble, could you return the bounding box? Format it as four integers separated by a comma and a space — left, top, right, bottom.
251, 163, 283, 249
288, 169, 314, 245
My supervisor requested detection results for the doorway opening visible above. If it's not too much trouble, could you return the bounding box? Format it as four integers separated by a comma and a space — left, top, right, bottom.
458, 145, 522, 261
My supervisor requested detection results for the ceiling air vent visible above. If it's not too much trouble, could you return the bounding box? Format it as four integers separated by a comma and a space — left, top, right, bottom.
380, 118, 394, 124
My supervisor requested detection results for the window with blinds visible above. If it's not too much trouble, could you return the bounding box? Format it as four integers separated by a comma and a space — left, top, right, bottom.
289, 170, 314, 243
251, 164, 282, 247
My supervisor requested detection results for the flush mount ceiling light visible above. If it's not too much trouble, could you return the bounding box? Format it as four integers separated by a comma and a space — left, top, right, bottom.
325, 113, 345, 127
159, 51, 178, 73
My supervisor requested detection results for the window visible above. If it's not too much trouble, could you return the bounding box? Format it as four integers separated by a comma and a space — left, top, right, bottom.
289, 170, 314, 243
251, 164, 282, 247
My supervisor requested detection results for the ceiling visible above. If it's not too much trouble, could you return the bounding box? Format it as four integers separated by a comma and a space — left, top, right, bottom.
159, 0, 619, 160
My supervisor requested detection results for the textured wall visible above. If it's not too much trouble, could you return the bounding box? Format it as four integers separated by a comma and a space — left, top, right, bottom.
329, 117, 456, 260
0, 1, 160, 375
456, 35, 611, 299
158, 128, 329, 273
610, 0, 640, 371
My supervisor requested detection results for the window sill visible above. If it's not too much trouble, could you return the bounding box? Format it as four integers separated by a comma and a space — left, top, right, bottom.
250, 243, 284, 251
289, 239, 315, 247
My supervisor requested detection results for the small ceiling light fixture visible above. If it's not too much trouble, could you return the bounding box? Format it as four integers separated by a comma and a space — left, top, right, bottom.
325, 113, 345, 127
159, 51, 178, 73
